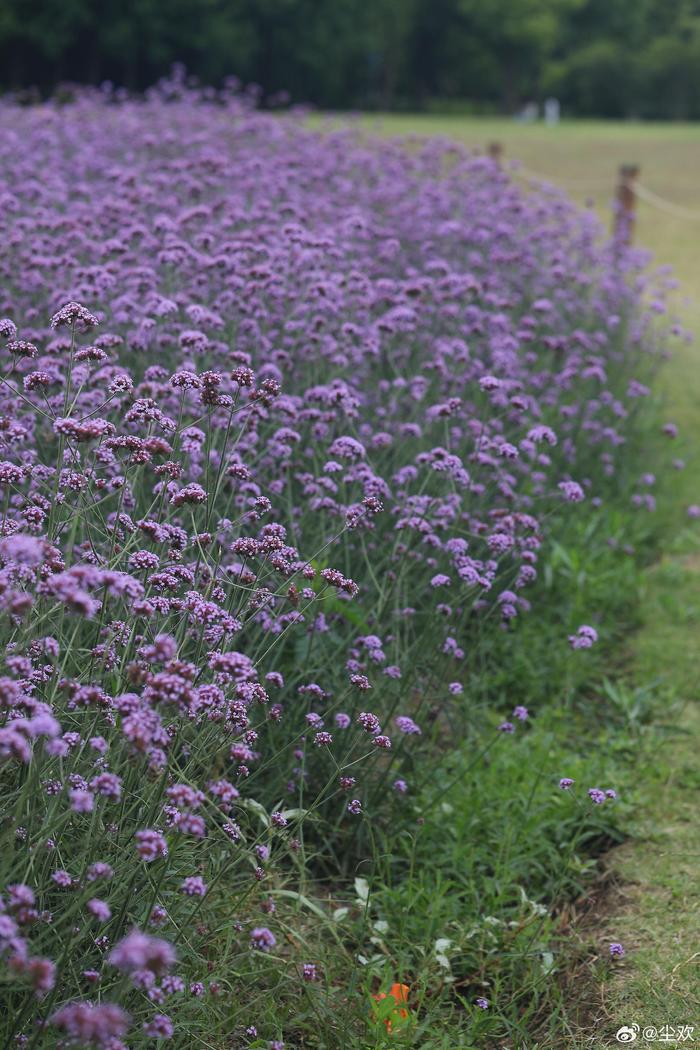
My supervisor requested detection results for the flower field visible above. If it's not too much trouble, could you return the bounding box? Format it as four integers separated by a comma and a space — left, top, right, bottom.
0, 76, 681, 1048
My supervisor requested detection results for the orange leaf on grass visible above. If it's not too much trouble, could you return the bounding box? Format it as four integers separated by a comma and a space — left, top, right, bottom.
371, 982, 411, 1034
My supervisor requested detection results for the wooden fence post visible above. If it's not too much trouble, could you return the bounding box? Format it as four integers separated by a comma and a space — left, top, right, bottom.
487, 142, 503, 165
614, 164, 639, 245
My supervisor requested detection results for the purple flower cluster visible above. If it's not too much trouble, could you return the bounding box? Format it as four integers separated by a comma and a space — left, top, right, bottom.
0, 74, 675, 1044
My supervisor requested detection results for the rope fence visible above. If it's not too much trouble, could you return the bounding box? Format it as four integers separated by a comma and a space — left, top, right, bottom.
632, 181, 700, 222
487, 142, 700, 242
510, 162, 612, 189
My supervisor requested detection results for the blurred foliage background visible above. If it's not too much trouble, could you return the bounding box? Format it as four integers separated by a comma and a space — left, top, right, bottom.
3, 0, 700, 118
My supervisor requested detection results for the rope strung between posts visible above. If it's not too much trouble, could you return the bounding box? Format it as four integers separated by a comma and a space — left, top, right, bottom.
508, 162, 612, 189
632, 181, 700, 222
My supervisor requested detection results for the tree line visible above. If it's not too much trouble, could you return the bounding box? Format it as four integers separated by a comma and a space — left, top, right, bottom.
2, 0, 700, 119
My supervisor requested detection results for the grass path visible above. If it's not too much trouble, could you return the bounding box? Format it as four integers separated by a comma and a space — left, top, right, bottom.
569, 322, 700, 1045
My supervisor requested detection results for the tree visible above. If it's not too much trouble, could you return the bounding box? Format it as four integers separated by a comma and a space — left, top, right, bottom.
455, 0, 586, 110
2, 0, 700, 119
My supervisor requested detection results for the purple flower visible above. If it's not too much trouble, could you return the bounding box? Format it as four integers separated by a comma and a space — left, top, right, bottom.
0, 914, 18, 941
479, 375, 500, 391
162, 975, 184, 994
26, 957, 56, 997
475, 996, 489, 1009
394, 715, 421, 735
108, 930, 176, 975
609, 942, 625, 958
0, 90, 674, 1034
559, 778, 575, 790
135, 829, 168, 862
87, 862, 114, 882
180, 876, 207, 897
527, 425, 557, 446
250, 926, 276, 952
89, 773, 122, 800
52, 1001, 130, 1043
0, 534, 45, 566
144, 1014, 174, 1038
87, 899, 112, 922
568, 625, 598, 650
50, 301, 100, 332
69, 789, 94, 813
328, 435, 365, 461
357, 711, 381, 734
149, 906, 168, 927
588, 788, 607, 805
558, 480, 585, 503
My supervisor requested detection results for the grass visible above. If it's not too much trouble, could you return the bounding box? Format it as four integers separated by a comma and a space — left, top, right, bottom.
565, 443, 700, 1043
275, 505, 660, 1047
344, 113, 700, 1046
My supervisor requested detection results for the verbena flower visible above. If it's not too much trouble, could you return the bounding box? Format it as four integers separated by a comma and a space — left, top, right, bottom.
87, 899, 112, 922
0, 80, 671, 1042
180, 876, 207, 897
250, 927, 276, 952
108, 931, 176, 975
51, 1001, 130, 1043
143, 1013, 174, 1038
569, 625, 598, 649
